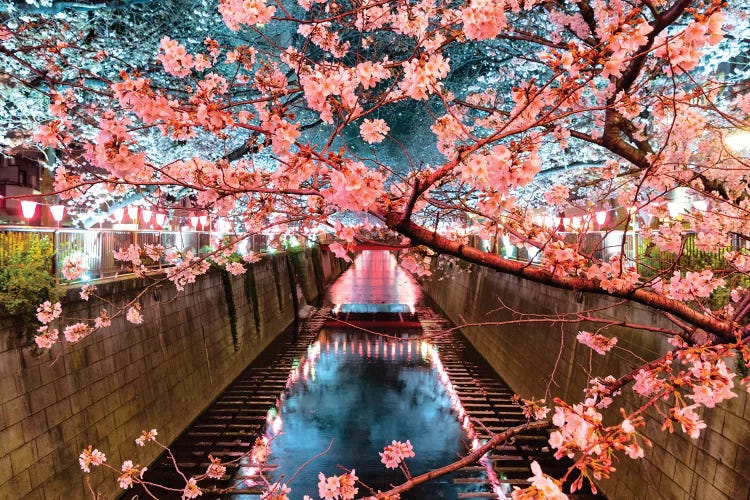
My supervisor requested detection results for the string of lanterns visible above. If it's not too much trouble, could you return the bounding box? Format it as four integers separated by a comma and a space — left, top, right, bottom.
18, 201, 213, 232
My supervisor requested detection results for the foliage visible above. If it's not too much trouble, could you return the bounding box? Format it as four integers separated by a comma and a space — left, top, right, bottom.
0, 232, 61, 341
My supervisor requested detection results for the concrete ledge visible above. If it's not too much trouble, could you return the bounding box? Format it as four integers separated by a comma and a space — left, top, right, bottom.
421, 257, 750, 500
0, 248, 346, 499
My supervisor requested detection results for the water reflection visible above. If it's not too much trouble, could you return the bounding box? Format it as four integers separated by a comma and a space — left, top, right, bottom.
326, 251, 422, 312
233, 330, 480, 499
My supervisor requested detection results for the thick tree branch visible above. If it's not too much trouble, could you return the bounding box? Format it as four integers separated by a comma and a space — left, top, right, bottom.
386, 215, 737, 341
376, 420, 554, 498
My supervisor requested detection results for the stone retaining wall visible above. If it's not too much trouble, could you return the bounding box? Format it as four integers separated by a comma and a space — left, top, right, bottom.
0, 248, 345, 499
421, 257, 750, 500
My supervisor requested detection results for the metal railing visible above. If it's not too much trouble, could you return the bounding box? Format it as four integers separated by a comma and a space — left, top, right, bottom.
476, 230, 750, 274
0, 226, 268, 282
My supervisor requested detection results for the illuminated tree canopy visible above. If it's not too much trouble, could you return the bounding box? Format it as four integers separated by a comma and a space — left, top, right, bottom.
3, 0, 750, 497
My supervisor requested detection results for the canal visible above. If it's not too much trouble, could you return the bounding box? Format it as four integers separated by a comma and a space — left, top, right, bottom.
134, 250, 599, 499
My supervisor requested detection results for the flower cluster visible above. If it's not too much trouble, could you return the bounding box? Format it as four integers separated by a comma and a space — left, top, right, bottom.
360, 118, 390, 144
251, 437, 270, 464
317, 470, 359, 500
576, 331, 618, 355
205, 455, 226, 480
219, 0, 276, 31
36, 301, 62, 324
79, 446, 107, 473
512, 395, 550, 421
126, 304, 144, 325
135, 428, 158, 446
651, 270, 725, 302
511, 461, 566, 499
61, 252, 89, 281
263, 483, 291, 500
34, 326, 59, 349
64, 322, 93, 343
117, 460, 146, 489
80, 284, 97, 301
379, 440, 415, 469
586, 255, 639, 293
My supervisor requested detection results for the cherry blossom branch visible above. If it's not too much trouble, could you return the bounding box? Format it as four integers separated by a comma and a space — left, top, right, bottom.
375, 421, 554, 498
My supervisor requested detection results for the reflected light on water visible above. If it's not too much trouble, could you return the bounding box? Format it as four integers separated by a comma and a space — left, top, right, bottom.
422, 340, 507, 499
326, 251, 422, 307
246, 333, 506, 498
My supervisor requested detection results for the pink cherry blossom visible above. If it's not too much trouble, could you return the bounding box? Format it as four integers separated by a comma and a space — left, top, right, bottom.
135, 428, 158, 446
183, 477, 202, 498
79, 446, 106, 473
62, 252, 89, 281
360, 118, 390, 144
36, 301, 62, 324
64, 323, 93, 343
34, 327, 59, 349
219, 0, 275, 31
126, 305, 144, 325
379, 440, 415, 469
576, 331, 618, 355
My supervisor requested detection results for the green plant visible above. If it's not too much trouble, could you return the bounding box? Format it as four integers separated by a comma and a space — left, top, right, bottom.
0, 232, 62, 342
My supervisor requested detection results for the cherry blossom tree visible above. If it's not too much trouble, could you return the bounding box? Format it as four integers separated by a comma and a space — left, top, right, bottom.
4, 0, 750, 497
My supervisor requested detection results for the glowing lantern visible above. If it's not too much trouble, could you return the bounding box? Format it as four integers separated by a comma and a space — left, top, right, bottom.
155, 213, 166, 227
20, 200, 37, 219
112, 207, 124, 223
50, 205, 65, 226
141, 209, 152, 224
127, 206, 138, 221
199, 215, 208, 228
190, 216, 199, 229
692, 200, 708, 212
596, 211, 607, 226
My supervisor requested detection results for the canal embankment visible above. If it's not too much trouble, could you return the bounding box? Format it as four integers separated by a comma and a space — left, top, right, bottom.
420, 255, 750, 500
0, 247, 346, 499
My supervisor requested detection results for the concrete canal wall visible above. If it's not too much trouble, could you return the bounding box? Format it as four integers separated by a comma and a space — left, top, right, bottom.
421, 256, 750, 500
0, 248, 346, 499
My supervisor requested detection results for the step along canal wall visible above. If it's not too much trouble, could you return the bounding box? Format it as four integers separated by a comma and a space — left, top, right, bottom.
0, 247, 346, 499
420, 256, 750, 500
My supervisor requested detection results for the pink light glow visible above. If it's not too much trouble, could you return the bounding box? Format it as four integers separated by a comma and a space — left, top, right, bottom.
596, 210, 607, 226
50, 205, 65, 223
127, 206, 138, 221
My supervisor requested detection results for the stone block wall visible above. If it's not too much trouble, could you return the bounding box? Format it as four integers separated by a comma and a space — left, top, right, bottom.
421, 257, 750, 500
0, 248, 344, 499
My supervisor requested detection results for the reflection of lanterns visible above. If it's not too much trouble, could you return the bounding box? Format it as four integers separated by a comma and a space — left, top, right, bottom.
50, 205, 65, 226
141, 209, 152, 224
596, 210, 607, 226
112, 207, 124, 223
20, 200, 38, 220
127, 206, 139, 221
199, 215, 208, 228
155, 213, 166, 227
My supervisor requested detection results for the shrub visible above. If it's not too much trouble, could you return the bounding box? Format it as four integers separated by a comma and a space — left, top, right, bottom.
0, 232, 62, 342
